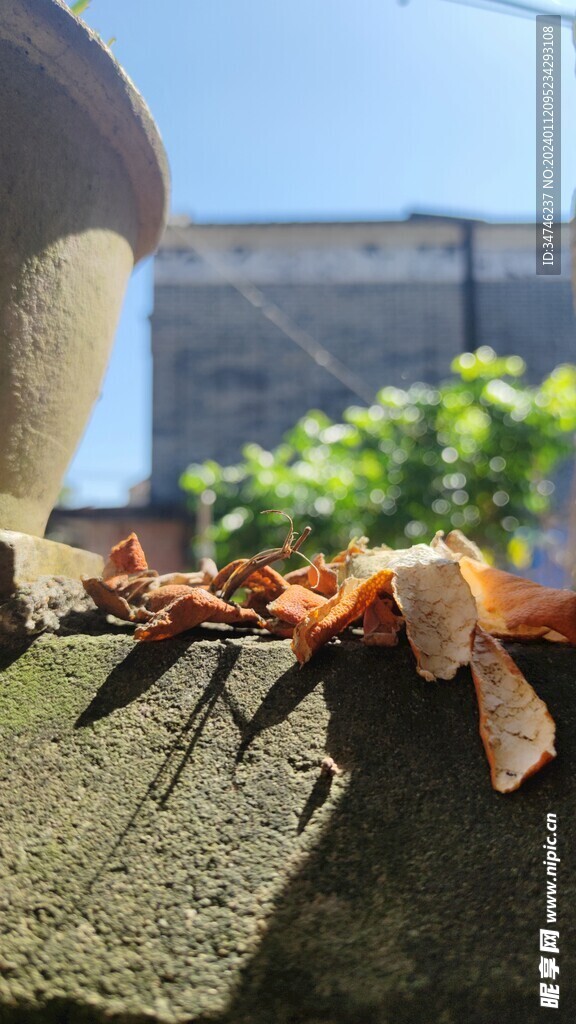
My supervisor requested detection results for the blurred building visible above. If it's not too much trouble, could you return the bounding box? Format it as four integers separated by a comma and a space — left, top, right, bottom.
49, 215, 576, 571
151, 216, 576, 504
48, 502, 190, 575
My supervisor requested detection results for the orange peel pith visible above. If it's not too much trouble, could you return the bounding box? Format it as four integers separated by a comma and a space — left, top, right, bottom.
470, 627, 556, 793
391, 558, 477, 681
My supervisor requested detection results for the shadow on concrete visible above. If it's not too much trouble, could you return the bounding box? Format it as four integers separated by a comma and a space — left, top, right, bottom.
0, 637, 34, 672
75, 640, 199, 727
192, 641, 576, 1024
233, 657, 325, 764
0, 998, 151, 1024
56, 610, 136, 637
77, 644, 242, 904
296, 770, 335, 834
157, 643, 242, 808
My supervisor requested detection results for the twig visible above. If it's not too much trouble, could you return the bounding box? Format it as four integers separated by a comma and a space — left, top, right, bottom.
219, 511, 313, 602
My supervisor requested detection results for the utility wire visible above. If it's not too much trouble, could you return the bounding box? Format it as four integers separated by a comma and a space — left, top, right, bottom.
168, 228, 375, 406
436, 0, 574, 25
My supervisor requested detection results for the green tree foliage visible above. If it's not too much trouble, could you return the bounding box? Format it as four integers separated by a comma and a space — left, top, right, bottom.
180, 348, 576, 569
68, 2, 116, 47
69, 0, 91, 15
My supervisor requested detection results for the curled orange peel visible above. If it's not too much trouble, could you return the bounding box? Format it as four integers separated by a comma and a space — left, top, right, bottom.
82, 577, 139, 622
103, 533, 148, 579
282, 565, 310, 587
134, 589, 264, 642
144, 584, 201, 614
470, 627, 556, 793
210, 559, 247, 595
284, 554, 338, 597
391, 557, 477, 681
82, 528, 569, 795
266, 584, 328, 626
459, 557, 576, 643
292, 569, 394, 664
210, 561, 288, 602
242, 566, 288, 601
362, 596, 403, 647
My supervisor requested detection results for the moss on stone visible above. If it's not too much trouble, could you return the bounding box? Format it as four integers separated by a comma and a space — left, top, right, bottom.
0, 635, 133, 732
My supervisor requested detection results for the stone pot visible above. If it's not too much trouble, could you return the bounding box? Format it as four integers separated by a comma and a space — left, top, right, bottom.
0, 0, 169, 537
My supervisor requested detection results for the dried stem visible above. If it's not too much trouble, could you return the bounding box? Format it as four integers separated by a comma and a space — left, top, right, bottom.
219, 510, 312, 602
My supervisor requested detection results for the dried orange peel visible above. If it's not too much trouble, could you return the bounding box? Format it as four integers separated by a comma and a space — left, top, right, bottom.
362, 596, 403, 647
431, 529, 486, 563
241, 566, 288, 602
284, 553, 338, 597
143, 585, 199, 614
82, 577, 140, 623
470, 627, 556, 793
289, 537, 565, 792
391, 555, 477, 681
103, 532, 149, 578
83, 527, 571, 794
293, 545, 477, 682
134, 589, 263, 642
266, 584, 327, 626
459, 557, 576, 643
292, 570, 394, 664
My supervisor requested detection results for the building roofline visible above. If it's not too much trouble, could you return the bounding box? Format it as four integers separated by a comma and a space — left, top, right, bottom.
50, 504, 189, 520
165, 212, 544, 231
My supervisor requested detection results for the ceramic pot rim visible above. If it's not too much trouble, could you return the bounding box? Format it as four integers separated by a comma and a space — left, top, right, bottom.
1, 0, 170, 263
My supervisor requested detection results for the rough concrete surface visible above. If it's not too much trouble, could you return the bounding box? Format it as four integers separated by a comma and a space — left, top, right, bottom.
0, 577, 100, 638
0, 533, 103, 603
0, 630, 574, 1024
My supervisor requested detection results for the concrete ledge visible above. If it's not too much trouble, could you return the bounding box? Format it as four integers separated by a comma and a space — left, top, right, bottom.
0, 530, 103, 600
0, 632, 575, 1023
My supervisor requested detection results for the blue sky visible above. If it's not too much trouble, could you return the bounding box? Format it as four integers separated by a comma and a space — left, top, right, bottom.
65, 0, 576, 507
